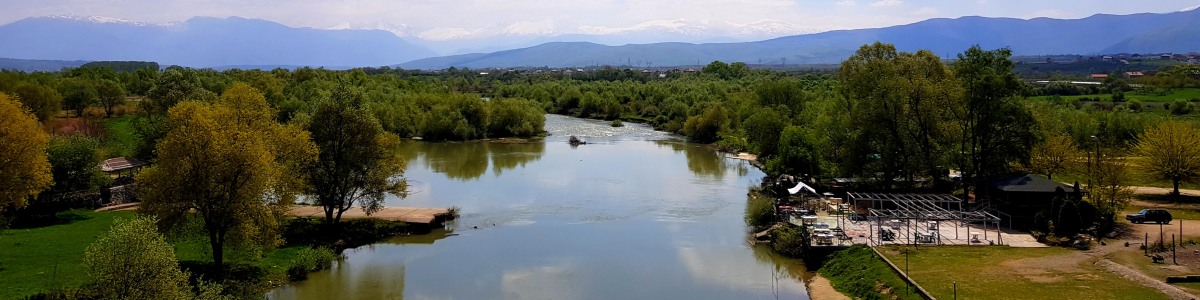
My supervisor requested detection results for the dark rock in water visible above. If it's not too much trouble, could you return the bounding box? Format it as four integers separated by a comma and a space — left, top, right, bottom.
568, 135, 587, 146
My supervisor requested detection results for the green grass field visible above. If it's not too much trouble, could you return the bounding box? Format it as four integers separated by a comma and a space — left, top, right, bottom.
0, 210, 305, 299
0, 210, 136, 299
101, 115, 139, 158
1031, 88, 1200, 103
877, 245, 1170, 300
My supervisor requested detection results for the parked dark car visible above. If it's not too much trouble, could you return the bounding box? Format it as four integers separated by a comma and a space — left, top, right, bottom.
1126, 209, 1173, 224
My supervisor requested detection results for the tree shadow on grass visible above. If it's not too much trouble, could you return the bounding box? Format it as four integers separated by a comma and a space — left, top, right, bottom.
6, 209, 95, 229
1138, 193, 1200, 205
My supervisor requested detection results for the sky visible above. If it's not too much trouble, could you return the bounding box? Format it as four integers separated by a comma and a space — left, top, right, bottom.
4, 0, 1199, 42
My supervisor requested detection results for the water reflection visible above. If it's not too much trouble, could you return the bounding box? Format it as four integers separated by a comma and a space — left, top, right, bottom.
271, 115, 808, 300
398, 141, 545, 181
655, 140, 752, 178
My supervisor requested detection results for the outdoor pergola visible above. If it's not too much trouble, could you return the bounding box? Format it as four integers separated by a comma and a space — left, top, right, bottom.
845, 192, 1004, 246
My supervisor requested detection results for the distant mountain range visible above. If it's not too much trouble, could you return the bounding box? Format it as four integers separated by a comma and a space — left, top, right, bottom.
0, 16, 435, 68
2, 9, 1199, 70
400, 8, 1200, 69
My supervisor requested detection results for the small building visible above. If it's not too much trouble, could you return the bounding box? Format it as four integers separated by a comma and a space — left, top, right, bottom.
979, 173, 1079, 230
1090, 74, 1109, 79
1125, 71, 1144, 78
99, 157, 147, 179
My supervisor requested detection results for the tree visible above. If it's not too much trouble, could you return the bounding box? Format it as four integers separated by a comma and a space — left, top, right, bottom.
96, 79, 126, 117
954, 45, 1039, 192
12, 82, 62, 122
769, 125, 822, 176
0, 93, 53, 212
304, 94, 408, 226
83, 216, 191, 300
1136, 120, 1200, 197
743, 109, 787, 156
1026, 135, 1079, 180
682, 105, 728, 143
1089, 153, 1134, 235
137, 83, 316, 271
60, 78, 99, 117
839, 42, 961, 189
45, 135, 109, 194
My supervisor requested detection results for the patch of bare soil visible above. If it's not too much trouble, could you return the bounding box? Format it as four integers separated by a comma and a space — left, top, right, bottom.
1001, 253, 1090, 283
806, 273, 851, 300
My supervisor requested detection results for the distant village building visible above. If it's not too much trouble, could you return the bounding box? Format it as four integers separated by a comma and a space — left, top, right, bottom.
1124, 71, 1144, 78
1090, 74, 1109, 79
1102, 55, 1113, 61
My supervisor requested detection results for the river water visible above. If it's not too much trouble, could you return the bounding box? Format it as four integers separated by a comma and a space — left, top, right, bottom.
268, 114, 809, 299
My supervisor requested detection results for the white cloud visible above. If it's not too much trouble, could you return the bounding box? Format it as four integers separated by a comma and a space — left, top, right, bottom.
835, 0, 856, 7
870, 0, 903, 8
912, 7, 938, 15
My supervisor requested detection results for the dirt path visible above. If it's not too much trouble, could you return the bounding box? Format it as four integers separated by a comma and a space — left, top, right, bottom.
1131, 186, 1200, 197
1094, 258, 1197, 300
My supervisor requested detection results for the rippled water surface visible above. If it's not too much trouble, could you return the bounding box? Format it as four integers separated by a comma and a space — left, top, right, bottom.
269, 115, 809, 300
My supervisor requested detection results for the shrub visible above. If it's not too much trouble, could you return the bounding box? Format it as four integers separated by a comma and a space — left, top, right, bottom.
772, 224, 809, 257
1126, 100, 1142, 111
287, 247, 338, 281
1170, 100, 1194, 115
745, 193, 775, 231
610, 120, 623, 127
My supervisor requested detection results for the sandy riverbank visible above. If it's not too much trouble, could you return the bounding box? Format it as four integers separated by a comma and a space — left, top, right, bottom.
806, 273, 851, 300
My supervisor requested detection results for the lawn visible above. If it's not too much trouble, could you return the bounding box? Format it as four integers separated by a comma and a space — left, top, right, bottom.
0, 210, 306, 299
1031, 88, 1200, 103
877, 245, 1170, 300
101, 115, 139, 158
0, 210, 136, 299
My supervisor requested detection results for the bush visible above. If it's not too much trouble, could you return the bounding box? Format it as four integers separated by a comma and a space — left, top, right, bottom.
1126, 100, 1142, 111
610, 120, 623, 127
287, 247, 338, 281
772, 224, 808, 257
745, 192, 775, 231
1171, 100, 1194, 115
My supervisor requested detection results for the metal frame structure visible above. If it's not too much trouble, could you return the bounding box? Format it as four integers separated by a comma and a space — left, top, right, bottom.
846, 192, 1004, 246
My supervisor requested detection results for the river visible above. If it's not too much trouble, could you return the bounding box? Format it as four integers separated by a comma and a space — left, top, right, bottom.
268, 114, 810, 299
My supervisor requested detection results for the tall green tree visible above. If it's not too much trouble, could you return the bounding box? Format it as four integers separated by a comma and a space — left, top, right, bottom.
954, 45, 1039, 191
137, 83, 316, 271
84, 216, 192, 300
1136, 120, 1200, 197
12, 82, 62, 122
96, 79, 126, 117
0, 93, 53, 212
59, 78, 98, 117
838, 42, 960, 189
304, 89, 408, 226
743, 109, 787, 156
1026, 135, 1079, 180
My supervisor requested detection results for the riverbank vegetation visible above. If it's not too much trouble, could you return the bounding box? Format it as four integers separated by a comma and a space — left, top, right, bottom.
819, 245, 920, 300
0, 210, 420, 299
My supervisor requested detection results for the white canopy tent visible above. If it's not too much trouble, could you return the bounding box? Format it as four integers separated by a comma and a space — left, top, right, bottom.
787, 182, 819, 196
